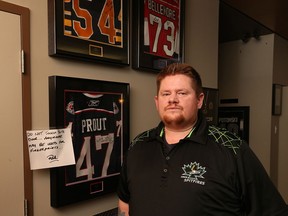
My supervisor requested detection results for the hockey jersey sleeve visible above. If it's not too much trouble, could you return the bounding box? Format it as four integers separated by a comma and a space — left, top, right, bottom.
237, 143, 288, 215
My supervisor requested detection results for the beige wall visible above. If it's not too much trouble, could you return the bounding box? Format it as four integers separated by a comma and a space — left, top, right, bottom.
273, 34, 288, 85
185, 0, 219, 88
2, 0, 219, 215
219, 34, 275, 172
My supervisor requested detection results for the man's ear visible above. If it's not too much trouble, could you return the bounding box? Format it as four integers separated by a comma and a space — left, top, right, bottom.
154, 95, 158, 104
197, 93, 204, 109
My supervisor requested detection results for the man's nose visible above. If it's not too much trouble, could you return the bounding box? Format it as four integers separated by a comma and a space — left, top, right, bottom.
168, 94, 179, 103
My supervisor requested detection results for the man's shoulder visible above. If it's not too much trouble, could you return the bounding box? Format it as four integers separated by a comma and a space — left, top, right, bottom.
207, 125, 244, 155
129, 127, 158, 149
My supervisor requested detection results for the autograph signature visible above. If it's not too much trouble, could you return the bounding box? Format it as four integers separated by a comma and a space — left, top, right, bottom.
47, 154, 59, 163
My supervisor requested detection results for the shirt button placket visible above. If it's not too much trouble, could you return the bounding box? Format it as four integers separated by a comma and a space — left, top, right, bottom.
162, 156, 170, 177
164, 155, 171, 173
161, 155, 170, 188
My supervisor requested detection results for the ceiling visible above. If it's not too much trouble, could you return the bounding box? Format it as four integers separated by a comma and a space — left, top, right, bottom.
219, 0, 288, 43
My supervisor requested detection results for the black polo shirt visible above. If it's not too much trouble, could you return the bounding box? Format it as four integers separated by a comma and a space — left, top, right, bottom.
117, 114, 288, 216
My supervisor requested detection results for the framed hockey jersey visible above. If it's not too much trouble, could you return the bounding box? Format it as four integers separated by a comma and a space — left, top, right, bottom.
49, 76, 130, 207
132, 0, 185, 72
48, 0, 129, 66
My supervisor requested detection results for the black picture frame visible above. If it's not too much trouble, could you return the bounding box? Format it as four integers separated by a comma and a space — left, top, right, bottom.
218, 106, 250, 143
48, 0, 129, 66
201, 88, 219, 126
272, 84, 282, 115
49, 76, 130, 207
132, 0, 185, 72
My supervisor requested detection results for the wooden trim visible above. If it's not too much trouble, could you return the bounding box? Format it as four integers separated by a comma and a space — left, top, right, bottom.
0, 1, 33, 215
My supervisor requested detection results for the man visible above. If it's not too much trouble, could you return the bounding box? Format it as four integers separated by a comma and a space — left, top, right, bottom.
117, 63, 288, 215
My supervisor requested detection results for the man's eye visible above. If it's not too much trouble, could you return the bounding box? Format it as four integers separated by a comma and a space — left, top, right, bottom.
161, 93, 170, 96
178, 92, 187, 96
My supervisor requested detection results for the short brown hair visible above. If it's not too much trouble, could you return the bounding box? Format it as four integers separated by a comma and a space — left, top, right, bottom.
156, 63, 203, 95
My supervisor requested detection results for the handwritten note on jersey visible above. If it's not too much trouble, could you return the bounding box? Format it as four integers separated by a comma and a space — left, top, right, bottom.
26, 128, 75, 170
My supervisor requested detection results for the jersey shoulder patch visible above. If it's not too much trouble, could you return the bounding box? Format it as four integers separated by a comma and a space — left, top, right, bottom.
208, 125, 243, 155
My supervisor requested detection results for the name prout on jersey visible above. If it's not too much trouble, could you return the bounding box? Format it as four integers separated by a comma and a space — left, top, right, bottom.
147, 0, 176, 20
81, 117, 107, 133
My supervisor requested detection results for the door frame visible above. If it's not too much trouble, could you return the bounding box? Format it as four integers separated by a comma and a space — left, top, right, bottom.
0, 1, 32, 215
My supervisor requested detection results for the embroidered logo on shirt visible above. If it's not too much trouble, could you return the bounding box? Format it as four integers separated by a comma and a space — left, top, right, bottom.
181, 162, 206, 185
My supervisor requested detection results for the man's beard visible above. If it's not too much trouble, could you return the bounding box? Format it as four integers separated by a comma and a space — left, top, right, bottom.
162, 112, 185, 126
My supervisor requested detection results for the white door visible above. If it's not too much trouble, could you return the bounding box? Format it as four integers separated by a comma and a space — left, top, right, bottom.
0, 11, 24, 215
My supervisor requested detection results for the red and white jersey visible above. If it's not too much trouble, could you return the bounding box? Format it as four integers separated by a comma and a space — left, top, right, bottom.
144, 0, 180, 58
